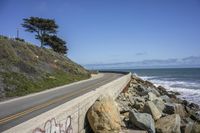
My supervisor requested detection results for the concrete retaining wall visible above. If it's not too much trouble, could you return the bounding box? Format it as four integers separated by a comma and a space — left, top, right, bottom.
4, 72, 131, 133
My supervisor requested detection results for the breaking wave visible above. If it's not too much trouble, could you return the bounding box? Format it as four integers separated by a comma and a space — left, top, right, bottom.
140, 76, 200, 105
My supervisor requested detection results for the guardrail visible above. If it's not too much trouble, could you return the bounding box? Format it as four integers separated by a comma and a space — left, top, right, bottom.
4, 72, 131, 133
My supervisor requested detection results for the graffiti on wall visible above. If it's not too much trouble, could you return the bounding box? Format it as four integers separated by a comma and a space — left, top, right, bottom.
33, 116, 73, 133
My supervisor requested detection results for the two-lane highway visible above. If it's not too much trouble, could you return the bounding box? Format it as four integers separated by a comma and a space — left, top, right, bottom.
0, 72, 124, 132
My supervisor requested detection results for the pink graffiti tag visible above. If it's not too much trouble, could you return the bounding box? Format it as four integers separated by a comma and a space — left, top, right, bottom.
33, 116, 73, 133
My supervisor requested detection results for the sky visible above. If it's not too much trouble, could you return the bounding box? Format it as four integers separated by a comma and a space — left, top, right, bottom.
0, 0, 200, 68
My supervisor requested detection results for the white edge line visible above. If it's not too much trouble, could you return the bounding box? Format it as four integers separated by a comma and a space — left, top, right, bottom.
0, 73, 104, 105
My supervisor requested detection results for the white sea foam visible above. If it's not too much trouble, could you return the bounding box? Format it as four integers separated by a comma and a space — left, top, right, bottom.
140, 76, 200, 105
140, 76, 157, 80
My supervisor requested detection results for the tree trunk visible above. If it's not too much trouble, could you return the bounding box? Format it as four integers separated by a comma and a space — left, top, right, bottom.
40, 34, 44, 48
41, 39, 44, 48
38, 31, 44, 48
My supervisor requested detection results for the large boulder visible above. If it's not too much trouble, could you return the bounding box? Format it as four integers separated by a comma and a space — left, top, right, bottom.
152, 98, 165, 113
137, 80, 160, 96
163, 103, 188, 117
163, 103, 175, 114
175, 104, 188, 117
116, 99, 131, 113
129, 111, 155, 133
160, 95, 171, 103
191, 122, 200, 133
190, 111, 200, 122
136, 85, 160, 97
181, 119, 193, 133
87, 95, 121, 133
166, 91, 177, 99
188, 103, 199, 111
181, 123, 193, 133
148, 87, 160, 97
147, 92, 158, 101
157, 86, 168, 95
144, 101, 162, 120
155, 114, 181, 133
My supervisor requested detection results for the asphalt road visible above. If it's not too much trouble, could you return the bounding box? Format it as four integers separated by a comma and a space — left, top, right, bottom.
0, 72, 124, 132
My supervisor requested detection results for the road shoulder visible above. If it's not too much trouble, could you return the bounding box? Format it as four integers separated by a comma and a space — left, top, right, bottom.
0, 73, 104, 105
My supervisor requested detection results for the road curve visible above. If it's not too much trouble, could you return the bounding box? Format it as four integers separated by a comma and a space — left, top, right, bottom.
0, 72, 124, 132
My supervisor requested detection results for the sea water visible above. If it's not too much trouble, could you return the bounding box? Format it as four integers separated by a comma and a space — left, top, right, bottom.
111, 68, 200, 106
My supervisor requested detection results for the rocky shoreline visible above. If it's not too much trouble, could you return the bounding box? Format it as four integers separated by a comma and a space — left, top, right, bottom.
87, 74, 200, 133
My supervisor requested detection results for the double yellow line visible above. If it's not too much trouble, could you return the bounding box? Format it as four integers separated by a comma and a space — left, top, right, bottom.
0, 77, 112, 125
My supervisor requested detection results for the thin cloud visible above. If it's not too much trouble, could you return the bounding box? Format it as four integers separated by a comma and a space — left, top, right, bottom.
135, 52, 147, 56
84, 56, 200, 69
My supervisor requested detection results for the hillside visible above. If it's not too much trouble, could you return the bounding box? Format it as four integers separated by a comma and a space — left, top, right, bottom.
0, 36, 90, 100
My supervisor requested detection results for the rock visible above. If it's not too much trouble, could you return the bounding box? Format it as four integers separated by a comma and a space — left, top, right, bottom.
129, 111, 155, 133
87, 95, 121, 133
129, 82, 134, 87
131, 73, 138, 79
147, 92, 158, 101
167, 92, 177, 99
144, 101, 162, 120
148, 87, 161, 97
181, 120, 193, 133
129, 97, 135, 105
163, 103, 175, 114
117, 93, 125, 101
190, 111, 200, 122
182, 100, 190, 106
152, 98, 165, 113
138, 91, 149, 97
160, 95, 171, 103
184, 117, 194, 123
189, 103, 199, 110
131, 97, 145, 111
116, 100, 131, 113
185, 106, 193, 115
157, 86, 168, 95
180, 117, 194, 133
135, 97, 145, 103
155, 114, 181, 133
163, 103, 187, 117
136, 85, 147, 92
121, 93, 127, 101
136, 85, 160, 97
144, 80, 155, 87
174, 91, 181, 95
191, 122, 200, 133
127, 88, 137, 95
130, 79, 139, 85
139, 80, 160, 96
171, 97, 183, 104
131, 75, 145, 84
175, 104, 188, 117
123, 92, 131, 100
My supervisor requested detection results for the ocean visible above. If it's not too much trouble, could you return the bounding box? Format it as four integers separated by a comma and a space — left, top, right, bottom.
109, 68, 200, 106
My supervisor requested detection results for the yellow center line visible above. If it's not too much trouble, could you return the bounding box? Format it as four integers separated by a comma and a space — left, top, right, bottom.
0, 77, 114, 125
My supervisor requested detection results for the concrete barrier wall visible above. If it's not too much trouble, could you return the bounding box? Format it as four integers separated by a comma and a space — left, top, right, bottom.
4, 73, 131, 133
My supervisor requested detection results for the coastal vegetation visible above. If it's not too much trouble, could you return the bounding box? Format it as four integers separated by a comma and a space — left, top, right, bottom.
0, 36, 90, 100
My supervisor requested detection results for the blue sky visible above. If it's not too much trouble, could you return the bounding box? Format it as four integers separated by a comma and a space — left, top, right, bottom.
1, 0, 200, 67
